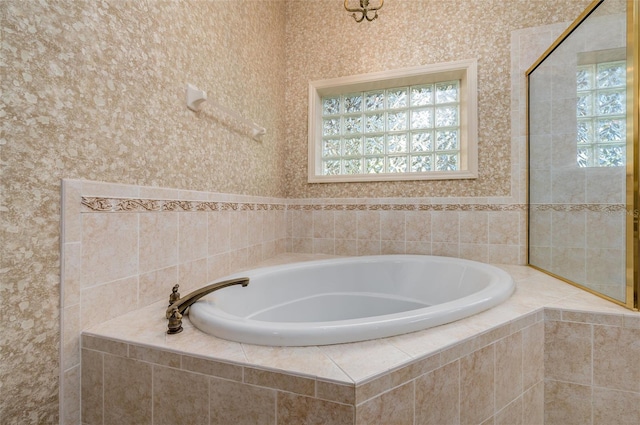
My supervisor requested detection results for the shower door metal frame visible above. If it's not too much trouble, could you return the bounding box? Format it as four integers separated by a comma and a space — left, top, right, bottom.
525, 0, 639, 311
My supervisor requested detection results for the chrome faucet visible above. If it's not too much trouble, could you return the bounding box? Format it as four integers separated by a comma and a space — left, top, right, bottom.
165, 277, 249, 334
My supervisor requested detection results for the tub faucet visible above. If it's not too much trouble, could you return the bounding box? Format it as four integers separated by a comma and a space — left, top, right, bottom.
165, 277, 249, 334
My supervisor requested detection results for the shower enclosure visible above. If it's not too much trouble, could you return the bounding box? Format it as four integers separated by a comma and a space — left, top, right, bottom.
527, 0, 638, 310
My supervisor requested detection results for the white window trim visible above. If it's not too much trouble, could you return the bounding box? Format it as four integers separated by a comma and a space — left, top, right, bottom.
308, 59, 478, 183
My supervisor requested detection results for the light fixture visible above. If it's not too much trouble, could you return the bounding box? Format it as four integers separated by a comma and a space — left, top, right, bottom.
344, 0, 383, 22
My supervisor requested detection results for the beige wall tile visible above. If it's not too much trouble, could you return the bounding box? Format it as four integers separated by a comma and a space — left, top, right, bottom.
103, 355, 152, 425
81, 213, 138, 287
81, 349, 103, 425
495, 397, 523, 425
208, 211, 231, 255
62, 242, 82, 307
291, 210, 313, 239
460, 345, 495, 425
432, 212, 459, 243
139, 266, 178, 308
210, 378, 276, 425
522, 381, 544, 425
316, 381, 356, 405
460, 211, 488, 244
153, 366, 209, 425
248, 210, 264, 246
62, 365, 80, 425
357, 211, 380, 241
592, 387, 640, 425
139, 212, 178, 273
522, 321, 544, 390
405, 211, 431, 242
356, 382, 413, 425
495, 332, 523, 411
279, 392, 354, 425
178, 212, 208, 263
80, 276, 139, 329
545, 320, 592, 385
489, 212, 520, 245
544, 380, 591, 425
380, 210, 405, 242
178, 258, 209, 294
181, 355, 243, 382
62, 304, 80, 371
244, 368, 315, 396
313, 210, 335, 239
129, 345, 181, 368
415, 360, 460, 425
593, 325, 640, 392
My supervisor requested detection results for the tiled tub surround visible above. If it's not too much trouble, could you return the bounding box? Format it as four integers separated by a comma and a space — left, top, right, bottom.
60, 179, 289, 423
80, 256, 640, 425
61, 179, 528, 422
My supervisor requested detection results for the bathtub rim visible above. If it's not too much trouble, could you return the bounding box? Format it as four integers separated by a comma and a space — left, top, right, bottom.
188, 254, 515, 346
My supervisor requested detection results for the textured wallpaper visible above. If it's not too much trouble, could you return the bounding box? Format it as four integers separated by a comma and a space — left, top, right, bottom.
1, 0, 286, 422
283, 0, 591, 198
1, 0, 592, 422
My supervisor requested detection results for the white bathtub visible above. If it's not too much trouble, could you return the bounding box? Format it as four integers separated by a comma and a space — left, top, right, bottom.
188, 255, 515, 346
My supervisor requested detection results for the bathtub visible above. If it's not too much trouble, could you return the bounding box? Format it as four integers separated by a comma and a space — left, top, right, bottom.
188, 255, 515, 346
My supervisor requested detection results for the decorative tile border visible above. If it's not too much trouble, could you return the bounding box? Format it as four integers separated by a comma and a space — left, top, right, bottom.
287, 203, 527, 212
82, 196, 527, 213
530, 203, 628, 213
81, 197, 286, 213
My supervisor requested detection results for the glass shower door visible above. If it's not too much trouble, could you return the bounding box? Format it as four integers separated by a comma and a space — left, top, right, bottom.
527, 0, 638, 309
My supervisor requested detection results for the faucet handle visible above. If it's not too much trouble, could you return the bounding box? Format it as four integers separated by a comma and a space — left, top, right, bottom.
169, 284, 180, 307
167, 306, 183, 334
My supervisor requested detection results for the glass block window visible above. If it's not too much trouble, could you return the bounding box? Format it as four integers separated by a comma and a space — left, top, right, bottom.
309, 61, 478, 182
320, 82, 460, 176
576, 61, 626, 167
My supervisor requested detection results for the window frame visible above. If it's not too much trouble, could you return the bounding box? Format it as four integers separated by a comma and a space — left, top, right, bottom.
308, 59, 478, 183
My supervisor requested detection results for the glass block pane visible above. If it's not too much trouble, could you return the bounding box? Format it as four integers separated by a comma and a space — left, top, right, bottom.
411, 155, 432, 172
322, 138, 341, 157
410, 108, 433, 129
343, 137, 363, 156
365, 157, 384, 173
344, 158, 363, 174
388, 156, 407, 173
435, 106, 458, 127
597, 145, 625, 167
364, 136, 384, 155
365, 113, 384, 133
596, 63, 625, 88
577, 148, 590, 167
387, 88, 407, 109
597, 118, 625, 141
576, 94, 592, 117
435, 82, 458, 103
344, 93, 363, 113
410, 85, 434, 106
387, 111, 407, 131
411, 132, 432, 152
366, 91, 385, 110
576, 67, 593, 91
436, 130, 458, 151
387, 134, 408, 153
322, 118, 340, 136
322, 97, 340, 115
323, 160, 340, 175
577, 120, 593, 144
596, 90, 625, 115
344, 115, 362, 134
436, 153, 458, 171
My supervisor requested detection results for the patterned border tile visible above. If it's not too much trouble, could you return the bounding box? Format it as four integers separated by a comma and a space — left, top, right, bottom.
82, 197, 528, 213
81, 197, 286, 213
